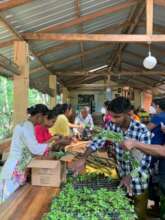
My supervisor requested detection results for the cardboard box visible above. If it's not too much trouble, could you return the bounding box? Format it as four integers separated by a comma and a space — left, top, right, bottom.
28, 159, 66, 187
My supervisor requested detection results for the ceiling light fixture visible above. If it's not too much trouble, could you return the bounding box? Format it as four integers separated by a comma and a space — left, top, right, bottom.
143, 42, 157, 70
29, 55, 35, 61
89, 65, 108, 73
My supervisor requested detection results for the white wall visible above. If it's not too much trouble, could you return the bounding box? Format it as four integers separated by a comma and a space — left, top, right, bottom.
69, 87, 145, 112
69, 90, 106, 112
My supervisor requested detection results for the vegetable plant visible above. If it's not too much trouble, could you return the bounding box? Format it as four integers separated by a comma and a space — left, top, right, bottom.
42, 174, 137, 220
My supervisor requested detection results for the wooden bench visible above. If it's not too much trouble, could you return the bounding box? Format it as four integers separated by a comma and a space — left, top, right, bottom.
0, 184, 60, 220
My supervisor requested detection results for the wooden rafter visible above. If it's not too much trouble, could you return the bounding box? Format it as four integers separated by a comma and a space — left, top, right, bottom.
0, 0, 32, 11
139, 20, 165, 34
37, 0, 137, 33
74, 0, 84, 68
31, 43, 113, 73
56, 70, 165, 77
0, 39, 16, 48
124, 50, 165, 68
154, 0, 165, 6
0, 54, 20, 75
107, 1, 145, 69
65, 73, 103, 86
138, 43, 165, 56
0, 14, 64, 86
67, 78, 153, 90
22, 33, 165, 42
121, 66, 161, 84
35, 22, 127, 58
36, 42, 74, 57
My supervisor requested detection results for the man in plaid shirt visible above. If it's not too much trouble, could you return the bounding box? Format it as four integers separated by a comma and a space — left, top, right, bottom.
71, 97, 151, 220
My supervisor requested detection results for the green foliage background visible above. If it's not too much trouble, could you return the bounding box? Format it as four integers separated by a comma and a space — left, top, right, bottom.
0, 76, 50, 140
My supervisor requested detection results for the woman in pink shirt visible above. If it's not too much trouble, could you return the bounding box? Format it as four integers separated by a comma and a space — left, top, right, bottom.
35, 109, 57, 143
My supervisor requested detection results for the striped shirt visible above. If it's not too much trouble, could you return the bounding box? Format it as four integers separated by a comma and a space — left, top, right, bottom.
90, 119, 151, 195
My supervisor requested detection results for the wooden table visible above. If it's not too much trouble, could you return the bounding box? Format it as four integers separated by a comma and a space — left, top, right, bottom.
0, 184, 60, 220
0, 141, 88, 220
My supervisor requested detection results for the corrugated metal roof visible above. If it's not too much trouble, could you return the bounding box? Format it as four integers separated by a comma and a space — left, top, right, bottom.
2, 0, 76, 32
80, 0, 127, 16
0, 0, 164, 94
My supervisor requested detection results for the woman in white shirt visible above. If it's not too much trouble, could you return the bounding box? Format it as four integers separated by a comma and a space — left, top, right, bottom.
0, 104, 54, 202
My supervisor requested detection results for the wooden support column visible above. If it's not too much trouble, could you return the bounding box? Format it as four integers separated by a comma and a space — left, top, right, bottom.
142, 90, 153, 111
146, 0, 153, 35
49, 75, 57, 108
13, 41, 29, 125
62, 87, 70, 103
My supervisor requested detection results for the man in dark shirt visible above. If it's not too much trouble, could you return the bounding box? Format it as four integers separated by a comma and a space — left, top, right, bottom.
123, 137, 165, 219
147, 98, 165, 211
148, 98, 165, 145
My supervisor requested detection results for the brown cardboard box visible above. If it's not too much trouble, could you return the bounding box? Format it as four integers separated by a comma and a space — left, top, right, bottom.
28, 159, 66, 187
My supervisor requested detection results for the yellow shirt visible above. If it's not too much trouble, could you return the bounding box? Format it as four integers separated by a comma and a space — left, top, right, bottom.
49, 114, 70, 137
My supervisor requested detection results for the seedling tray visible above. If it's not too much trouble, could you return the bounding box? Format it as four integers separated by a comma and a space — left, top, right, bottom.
73, 178, 119, 190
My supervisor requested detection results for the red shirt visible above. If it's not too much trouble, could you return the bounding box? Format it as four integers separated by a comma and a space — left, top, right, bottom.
35, 124, 52, 143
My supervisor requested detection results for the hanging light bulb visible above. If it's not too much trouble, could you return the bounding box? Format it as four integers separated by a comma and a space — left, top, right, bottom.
29, 55, 35, 61
143, 43, 157, 70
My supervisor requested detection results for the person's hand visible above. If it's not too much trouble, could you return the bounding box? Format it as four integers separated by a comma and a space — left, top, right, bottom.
59, 137, 71, 146
52, 135, 62, 141
161, 122, 165, 133
72, 136, 78, 143
122, 139, 136, 151
76, 132, 82, 140
68, 158, 86, 176
51, 137, 72, 151
78, 124, 84, 131
162, 127, 165, 133
119, 175, 132, 195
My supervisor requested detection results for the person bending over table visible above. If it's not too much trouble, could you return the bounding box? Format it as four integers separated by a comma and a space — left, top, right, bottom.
0, 104, 57, 202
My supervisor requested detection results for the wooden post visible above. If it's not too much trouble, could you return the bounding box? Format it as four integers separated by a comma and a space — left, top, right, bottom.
13, 41, 29, 126
146, 0, 153, 35
62, 87, 69, 103
49, 75, 57, 108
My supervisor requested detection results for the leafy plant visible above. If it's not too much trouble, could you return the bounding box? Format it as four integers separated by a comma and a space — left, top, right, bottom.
93, 127, 141, 179
42, 174, 136, 220
51, 151, 66, 159
93, 127, 123, 143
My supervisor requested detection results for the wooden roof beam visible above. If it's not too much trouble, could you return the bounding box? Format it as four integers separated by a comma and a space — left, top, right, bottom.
107, 1, 145, 69
0, 14, 65, 87
37, 0, 137, 33
0, 54, 20, 75
124, 50, 165, 68
75, 0, 84, 69
154, 0, 165, 7
22, 33, 165, 42
0, 0, 32, 11
0, 39, 16, 48
56, 69, 165, 77
35, 22, 127, 58
31, 43, 113, 73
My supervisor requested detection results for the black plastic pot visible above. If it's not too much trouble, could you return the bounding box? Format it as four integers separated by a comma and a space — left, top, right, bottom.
73, 179, 119, 190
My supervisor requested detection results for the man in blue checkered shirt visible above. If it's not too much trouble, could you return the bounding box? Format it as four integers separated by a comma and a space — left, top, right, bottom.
71, 97, 151, 220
